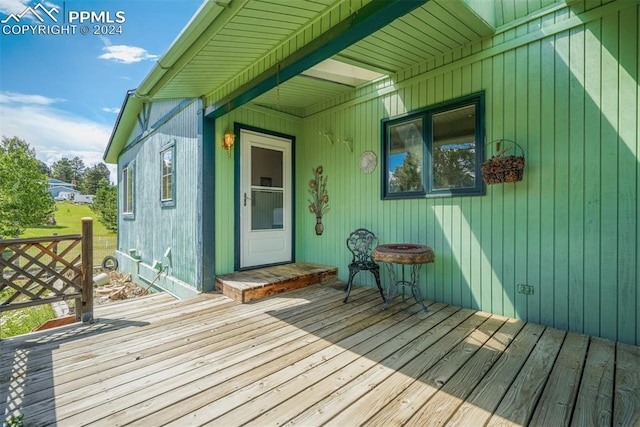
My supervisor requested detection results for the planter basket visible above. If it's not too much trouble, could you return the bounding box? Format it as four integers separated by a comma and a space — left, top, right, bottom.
481, 139, 525, 185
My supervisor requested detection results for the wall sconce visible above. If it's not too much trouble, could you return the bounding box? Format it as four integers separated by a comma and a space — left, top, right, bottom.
222, 129, 235, 158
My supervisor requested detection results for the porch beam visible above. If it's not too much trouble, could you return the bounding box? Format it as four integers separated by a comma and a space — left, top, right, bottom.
204, 0, 428, 119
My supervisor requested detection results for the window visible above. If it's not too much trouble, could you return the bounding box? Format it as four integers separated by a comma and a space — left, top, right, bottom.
382, 93, 485, 199
160, 141, 175, 207
122, 162, 134, 217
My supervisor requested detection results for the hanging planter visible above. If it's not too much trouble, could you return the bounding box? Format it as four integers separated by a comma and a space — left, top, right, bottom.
481, 139, 526, 185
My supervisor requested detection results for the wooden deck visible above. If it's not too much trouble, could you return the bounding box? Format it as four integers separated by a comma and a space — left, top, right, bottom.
1, 282, 638, 426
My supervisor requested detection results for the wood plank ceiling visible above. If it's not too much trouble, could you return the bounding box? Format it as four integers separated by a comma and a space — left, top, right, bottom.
155, 0, 494, 117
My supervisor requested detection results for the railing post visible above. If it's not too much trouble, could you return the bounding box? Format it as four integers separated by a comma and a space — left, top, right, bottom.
81, 217, 94, 323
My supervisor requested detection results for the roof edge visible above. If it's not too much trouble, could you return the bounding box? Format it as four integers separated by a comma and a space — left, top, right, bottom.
137, 0, 234, 100
103, 0, 233, 164
103, 90, 143, 164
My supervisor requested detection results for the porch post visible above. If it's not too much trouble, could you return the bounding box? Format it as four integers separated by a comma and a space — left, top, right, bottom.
81, 217, 94, 323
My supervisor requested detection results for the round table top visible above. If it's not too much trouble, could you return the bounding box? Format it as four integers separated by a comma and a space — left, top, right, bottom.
372, 243, 435, 264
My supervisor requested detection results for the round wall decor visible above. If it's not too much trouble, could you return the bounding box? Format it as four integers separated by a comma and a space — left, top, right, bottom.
359, 151, 377, 173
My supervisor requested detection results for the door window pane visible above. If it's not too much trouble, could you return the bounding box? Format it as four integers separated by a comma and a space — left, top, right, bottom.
251, 190, 283, 230
252, 147, 283, 188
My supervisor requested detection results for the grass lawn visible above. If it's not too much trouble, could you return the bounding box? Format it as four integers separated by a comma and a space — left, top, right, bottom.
21, 201, 117, 263
0, 288, 56, 339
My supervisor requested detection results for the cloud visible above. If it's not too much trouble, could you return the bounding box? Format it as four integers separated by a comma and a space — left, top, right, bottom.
102, 107, 121, 114
99, 45, 158, 64
0, 0, 30, 15
0, 91, 65, 105
0, 91, 117, 181
0, 0, 59, 22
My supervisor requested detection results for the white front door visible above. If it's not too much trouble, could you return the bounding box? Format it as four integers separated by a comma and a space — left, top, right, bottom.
240, 129, 292, 268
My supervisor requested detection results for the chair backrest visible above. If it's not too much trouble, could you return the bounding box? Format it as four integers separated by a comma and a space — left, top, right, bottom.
346, 228, 378, 264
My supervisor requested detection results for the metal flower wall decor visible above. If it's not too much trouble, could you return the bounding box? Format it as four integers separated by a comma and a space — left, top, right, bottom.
308, 165, 329, 235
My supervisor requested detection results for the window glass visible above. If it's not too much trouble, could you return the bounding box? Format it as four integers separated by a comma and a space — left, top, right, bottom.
387, 117, 424, 195
161, 148, 173, 201
431, 104, 477, 191
122, 163, 134, 215
382, 93, 484, 199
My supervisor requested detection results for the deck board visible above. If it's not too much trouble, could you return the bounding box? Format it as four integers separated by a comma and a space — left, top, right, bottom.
571, 337, 615, 426
529, 332, 589, 426
1, 283, 638, 426
614, 342, 640, 426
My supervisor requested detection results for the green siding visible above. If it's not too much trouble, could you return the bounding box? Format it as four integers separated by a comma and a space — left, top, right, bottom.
115, 0, 640, 345
289, 1, 638, 344
118, 100, 202, 295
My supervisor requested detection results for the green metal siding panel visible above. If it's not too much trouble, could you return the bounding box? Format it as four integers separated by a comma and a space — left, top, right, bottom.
292, 3, 638, 345
618, 5, 639, 347
118, 101, 201, 290
495, 0, 560, 27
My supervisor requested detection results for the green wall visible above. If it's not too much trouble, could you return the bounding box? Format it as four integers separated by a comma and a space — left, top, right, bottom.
117, 100, 203, 297
295, 0, 639, 345
211, 0, 638, 345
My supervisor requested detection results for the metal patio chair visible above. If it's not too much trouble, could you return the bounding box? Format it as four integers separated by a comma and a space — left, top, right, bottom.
344, 228, 386, 303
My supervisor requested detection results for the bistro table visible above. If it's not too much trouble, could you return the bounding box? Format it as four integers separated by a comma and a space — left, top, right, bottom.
372, 243, 435, 312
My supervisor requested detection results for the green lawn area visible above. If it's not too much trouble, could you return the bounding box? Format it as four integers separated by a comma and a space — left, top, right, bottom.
21, 201, 117, 265
0, 288, 56, 339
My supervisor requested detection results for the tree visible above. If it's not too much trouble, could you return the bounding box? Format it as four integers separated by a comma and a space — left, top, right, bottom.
51, 157, 74, 182
37, 160, 50, 176
70, 156, 85, 182
51, 156, 85, 184
432, 145, 475, 189
90, 179, 117, 232
0, 136, 56, 238
79, 163, 110, 195
389, 151, 423, 193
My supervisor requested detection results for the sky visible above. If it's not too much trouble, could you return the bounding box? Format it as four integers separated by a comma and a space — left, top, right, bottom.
0, 0, 202, 181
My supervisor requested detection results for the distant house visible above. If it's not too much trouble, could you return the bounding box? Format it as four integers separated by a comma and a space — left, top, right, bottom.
48, 178, 79, 199
104, 0, 640, 346
74, 195, 94, 204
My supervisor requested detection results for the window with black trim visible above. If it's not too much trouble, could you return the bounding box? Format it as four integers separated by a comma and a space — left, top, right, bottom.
122, 161, 134, 217
160, 141, 175, 207
382, 93, 485, 199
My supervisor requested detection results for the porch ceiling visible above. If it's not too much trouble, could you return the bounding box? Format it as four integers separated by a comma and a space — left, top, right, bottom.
149, 0, 494, 114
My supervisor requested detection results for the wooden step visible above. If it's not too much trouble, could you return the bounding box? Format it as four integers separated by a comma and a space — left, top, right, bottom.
215, 262, 338, 303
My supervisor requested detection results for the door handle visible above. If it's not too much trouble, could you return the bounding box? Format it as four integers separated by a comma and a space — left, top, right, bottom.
244, 192, 252, 206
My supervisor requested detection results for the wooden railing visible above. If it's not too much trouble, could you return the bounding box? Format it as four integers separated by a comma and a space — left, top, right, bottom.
0, 218, 94, 323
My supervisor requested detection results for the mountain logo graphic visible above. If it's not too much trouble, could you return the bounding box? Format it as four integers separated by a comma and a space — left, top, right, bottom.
1, 3, 59, 24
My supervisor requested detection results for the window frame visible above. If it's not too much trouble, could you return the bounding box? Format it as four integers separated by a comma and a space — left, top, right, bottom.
160, 140, 176, 208
121, 161, 135, 219
381, 92, 485, 200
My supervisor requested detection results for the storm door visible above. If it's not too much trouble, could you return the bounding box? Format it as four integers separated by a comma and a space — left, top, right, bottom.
239, 129, 292, 268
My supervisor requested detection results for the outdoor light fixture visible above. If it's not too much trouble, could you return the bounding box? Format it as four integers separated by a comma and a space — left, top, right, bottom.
222, 129, 235, 158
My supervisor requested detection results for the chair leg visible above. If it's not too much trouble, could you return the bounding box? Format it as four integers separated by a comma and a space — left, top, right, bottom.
344, 269, 358, 303
372, 268, 385, 302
